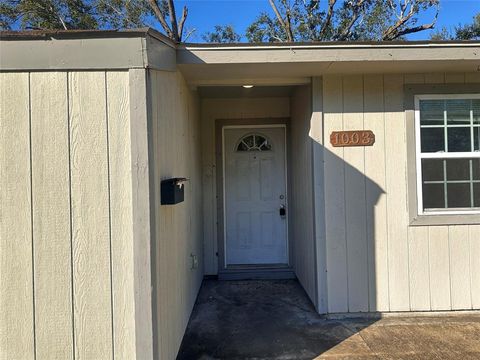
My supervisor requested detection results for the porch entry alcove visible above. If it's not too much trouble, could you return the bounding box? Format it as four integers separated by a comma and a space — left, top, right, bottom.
200, 85, 317, 285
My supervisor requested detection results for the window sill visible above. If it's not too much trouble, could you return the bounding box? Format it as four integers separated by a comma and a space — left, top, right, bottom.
410, 213, 480, 226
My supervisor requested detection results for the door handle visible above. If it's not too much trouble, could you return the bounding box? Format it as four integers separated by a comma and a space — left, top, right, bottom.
279, 205, 286, 217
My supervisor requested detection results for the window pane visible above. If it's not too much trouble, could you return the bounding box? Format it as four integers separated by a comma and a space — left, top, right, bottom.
421, 127, 445, 152
446, 159, 470, 181
473, 159, 480, 180
422, 159, 444, 181
447, 127, 471, 152
423, 183, 445, 209
446, 99, 470, 125
474, 183, 480, 207
447, 183, 471, 208
420, 100, 444, 125
473, 100, 480, 124
475, 127, 480, 151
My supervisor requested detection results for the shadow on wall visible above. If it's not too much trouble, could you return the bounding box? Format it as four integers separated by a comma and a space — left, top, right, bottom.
176, 145, 385, 359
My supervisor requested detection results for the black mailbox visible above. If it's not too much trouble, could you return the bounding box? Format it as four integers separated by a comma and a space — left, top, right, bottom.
161, 177, 188, 205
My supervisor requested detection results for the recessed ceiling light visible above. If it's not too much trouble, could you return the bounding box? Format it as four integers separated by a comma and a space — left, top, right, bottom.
242, 85, 254, 89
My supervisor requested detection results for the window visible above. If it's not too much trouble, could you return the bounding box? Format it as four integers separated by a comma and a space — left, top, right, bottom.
236, 134, 272, 152
415, 95, 480, 215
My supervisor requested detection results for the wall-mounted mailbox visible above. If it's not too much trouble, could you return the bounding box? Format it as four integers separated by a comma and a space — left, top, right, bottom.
161, 178, 188, 205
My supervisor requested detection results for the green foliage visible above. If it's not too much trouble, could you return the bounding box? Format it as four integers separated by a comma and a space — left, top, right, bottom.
0, 0, 97, 30
430, 13, 480, 40
245, 0, 439, 42
455, 13, 480, 40
94, 0, 151, 28
202, 24, 240, 43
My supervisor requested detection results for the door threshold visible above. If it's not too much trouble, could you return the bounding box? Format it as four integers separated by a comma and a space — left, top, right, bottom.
218, 266, 295, 281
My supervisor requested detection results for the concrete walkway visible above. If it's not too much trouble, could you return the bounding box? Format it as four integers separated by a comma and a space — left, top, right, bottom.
177, 280, 480, 360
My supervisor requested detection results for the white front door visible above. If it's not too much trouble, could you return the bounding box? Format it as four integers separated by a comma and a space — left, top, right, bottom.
223, 126, 288, 265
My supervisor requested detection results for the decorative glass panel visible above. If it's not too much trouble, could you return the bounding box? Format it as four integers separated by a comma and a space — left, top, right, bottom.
236, 134, 272, 152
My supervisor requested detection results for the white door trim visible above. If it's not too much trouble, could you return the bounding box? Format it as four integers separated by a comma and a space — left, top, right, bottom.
222, 124, 289, 268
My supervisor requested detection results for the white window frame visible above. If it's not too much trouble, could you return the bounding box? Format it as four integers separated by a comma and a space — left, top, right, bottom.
415, 94, 480, 216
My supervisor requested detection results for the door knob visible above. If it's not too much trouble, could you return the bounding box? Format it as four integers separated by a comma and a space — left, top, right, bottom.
279, 205, 286, 217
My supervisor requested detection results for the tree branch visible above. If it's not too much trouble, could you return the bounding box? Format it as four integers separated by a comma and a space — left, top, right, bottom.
147, 0, 174, 39
382, 0, 439, 40
268, 0, 293, 41
337, 0, 365, 40
166, 0, 179, 41
319, 0, 337, 38
178, 6, 188, 41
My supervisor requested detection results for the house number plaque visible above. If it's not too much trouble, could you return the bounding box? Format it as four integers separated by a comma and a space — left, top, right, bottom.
330, 130, 375, 147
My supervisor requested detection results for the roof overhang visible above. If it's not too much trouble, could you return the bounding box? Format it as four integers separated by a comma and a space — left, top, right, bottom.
177, 42, 480, 86
1, 29, 479, 86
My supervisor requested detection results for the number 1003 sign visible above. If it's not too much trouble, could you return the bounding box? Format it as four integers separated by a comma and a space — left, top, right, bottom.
330, 130, 375, 147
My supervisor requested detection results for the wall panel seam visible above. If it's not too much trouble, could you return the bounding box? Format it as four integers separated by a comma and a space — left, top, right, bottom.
341, 76, 349, 312
104, 72, 116, 360
403, 74, 413, 312
28, 72, 37, 360
448, 227, 453, 308
66, 72, 76, 360
468, 226, 473, 309
383, 75, 391, 312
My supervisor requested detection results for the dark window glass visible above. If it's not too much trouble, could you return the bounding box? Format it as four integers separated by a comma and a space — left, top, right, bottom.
420, 100, 444, 125
474, 159, 480, 180
475, 127, 480, 151
473, 100, 480, 124
446, 99, 470, 125
447, 127, 471, 152
422, 183, 445, 209
446, 159, 470, 181
447, 183, 471, 208
421, 128, 445, 152
422, 159, 444, 181
474, 183, 480, 207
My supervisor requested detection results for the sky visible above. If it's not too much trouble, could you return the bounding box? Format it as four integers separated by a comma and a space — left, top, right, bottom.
146, 0, 480, 42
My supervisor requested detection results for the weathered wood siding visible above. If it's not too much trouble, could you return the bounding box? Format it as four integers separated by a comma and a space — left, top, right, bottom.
317, 72, 480, 313
0, 71, 139, 359
290, 86, 317, 304
201, 97, 291, 275
149, 70, 203, 360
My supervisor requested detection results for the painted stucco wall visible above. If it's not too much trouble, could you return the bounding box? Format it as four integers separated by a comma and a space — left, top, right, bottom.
313, 72, 480, 314
0, 71, 145, 359
149, 70, 204, 360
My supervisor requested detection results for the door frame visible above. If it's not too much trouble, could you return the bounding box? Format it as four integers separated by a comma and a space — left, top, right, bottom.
215, 118, 290, 273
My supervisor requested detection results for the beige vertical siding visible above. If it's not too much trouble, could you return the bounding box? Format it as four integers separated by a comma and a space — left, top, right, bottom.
318, 72, 480, 313
149, 70, 203, 360
0, 72, 35, 360
290, 85, 317, 305
0, 70, 138, 359
201, 97, 291, 275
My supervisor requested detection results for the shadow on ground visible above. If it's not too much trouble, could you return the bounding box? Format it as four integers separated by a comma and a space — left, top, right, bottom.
177, 279, 375, 360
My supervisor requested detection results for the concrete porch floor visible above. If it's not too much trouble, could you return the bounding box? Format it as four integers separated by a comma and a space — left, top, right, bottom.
177, 279, 480, 359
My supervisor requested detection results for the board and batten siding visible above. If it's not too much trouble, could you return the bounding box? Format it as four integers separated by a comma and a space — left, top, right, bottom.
289, 85, 317, 305
149, 70, 204, 360
317, 72, 480, 314
0, 70, 144, 359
